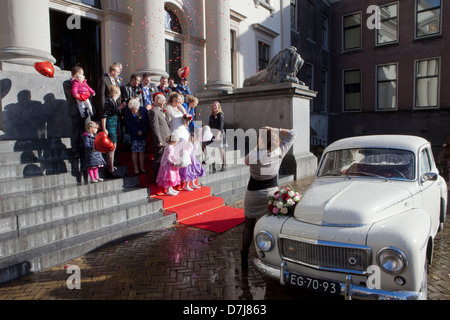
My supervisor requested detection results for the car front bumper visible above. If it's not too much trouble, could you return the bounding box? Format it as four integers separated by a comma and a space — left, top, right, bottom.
253, 258, 421, 300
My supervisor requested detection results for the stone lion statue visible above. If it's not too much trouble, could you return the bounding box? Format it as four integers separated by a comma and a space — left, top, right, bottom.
243, 46, 304, 87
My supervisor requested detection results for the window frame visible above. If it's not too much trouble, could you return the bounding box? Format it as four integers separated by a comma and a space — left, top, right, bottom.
376, 2, 399, 46
414, 0, 442, 39
258, 41, 271, 72
376, 63, 398, 111
342, 11, 362, 51
413, 57, 441, 110
343, 68, 362, 112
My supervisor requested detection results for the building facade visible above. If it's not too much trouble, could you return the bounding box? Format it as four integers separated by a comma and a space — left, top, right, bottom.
0, 0, 293, 136
327, 0, 449, 151
291, 0, 449, 155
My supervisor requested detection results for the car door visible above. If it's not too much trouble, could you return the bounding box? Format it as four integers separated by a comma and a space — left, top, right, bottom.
418, 146, 440, 234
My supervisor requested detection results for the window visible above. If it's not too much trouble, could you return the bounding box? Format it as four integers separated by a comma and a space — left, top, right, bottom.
416, 0, 441, 38
165, 40, 182, 82
258, 41, 270, 71
306, 1, 316, 41
377, 3, 398, 45
304, 63, 314, 111
415, 58, 440, 108
290, 0, 297, 30
377, 64, 397, 110
321, 70, 328, 112
165, 8, 182, 34
343, 69, 361, 111
419, 148, 432, 177
72, 0, 101, 8
230, 30, 237, 87
343, 12, 361, 50
322, 15, 329, 50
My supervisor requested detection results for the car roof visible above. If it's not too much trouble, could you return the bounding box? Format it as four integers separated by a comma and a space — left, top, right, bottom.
324, 135, 429, 153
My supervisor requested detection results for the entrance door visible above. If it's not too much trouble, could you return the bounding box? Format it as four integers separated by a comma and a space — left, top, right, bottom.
50, 10, 102, 84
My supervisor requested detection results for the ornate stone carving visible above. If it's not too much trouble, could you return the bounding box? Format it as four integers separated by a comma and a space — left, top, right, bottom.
243, 46, 304, 87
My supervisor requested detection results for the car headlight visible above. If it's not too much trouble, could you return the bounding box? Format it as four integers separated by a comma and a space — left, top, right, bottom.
377, 247, 408, 274
255, 231, 275, 252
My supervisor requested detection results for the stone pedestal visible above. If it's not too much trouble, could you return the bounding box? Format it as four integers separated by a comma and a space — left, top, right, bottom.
0, 69, 72, 141
196, 83, 318, 179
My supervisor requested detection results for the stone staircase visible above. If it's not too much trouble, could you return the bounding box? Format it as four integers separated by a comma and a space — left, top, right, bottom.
0, 138, 294, 284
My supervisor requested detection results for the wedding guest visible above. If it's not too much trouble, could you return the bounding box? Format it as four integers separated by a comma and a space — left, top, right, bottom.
98, 64, 121, 118
82, 121, 106, 183
156, 76, 172, 99
125, 98, 150, 175
112, 62, 124, 86
156, 134, 181, 196
71, 73, 95, 117
63, 66, 90, 160
121, 73, 143, 105
140, 73, 157, 110
176, 78, 191, 102
209, 101, 226, 172
149, 93, 171, 182
183, 95, 200, 134
168, 76, 178, 92
101, 85, 126, 178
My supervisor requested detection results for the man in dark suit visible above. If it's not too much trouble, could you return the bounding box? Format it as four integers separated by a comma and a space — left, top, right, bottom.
97, 64, 121, 119
156, 76, 172, 99
63, 66, 90, 160
140, 73, 157, 109
149, 92, 170, 182
121, 73, 143, 106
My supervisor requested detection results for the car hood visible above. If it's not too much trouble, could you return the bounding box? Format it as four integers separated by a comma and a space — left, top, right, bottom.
294, 179, 413, 227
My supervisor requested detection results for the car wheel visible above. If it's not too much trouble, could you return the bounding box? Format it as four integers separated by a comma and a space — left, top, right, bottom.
418, 262, 428, 300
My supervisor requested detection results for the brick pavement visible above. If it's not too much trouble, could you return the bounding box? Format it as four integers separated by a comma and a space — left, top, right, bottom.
0, 177, 448, 300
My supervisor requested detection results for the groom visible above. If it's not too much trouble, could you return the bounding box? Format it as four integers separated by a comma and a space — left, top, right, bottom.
149, 92, 170, 183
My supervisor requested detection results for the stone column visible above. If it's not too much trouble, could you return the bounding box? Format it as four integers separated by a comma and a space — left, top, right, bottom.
203, 0, 233, 94
0, 0, 55, 69
131, 0, 168, 81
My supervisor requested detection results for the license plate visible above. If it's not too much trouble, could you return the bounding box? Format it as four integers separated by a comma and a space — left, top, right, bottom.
287, 272, 341, 295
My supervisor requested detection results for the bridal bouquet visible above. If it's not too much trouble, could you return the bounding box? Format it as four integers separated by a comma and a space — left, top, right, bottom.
268, 187, 302, 216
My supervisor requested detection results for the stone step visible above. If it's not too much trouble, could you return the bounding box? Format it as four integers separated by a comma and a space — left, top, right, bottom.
0, 148, 71, 165
0, 158, 78, 179
0, 201, 175, 284
0, 177, 127, 215
0, 138, 71, 153
0, 197, 163, 259
0, 187, 149, 234
0, 168, 139, 196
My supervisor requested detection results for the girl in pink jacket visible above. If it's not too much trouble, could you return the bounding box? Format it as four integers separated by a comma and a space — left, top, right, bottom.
71, 74, 96, 117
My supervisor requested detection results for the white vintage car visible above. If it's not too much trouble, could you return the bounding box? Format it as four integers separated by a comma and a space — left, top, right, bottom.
253, 135, 447, 300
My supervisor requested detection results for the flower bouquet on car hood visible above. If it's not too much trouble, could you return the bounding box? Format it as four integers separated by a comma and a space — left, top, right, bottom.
268, 187, 302, 216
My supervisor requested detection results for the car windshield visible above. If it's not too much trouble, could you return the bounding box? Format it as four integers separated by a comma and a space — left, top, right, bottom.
317, 148, 415, 180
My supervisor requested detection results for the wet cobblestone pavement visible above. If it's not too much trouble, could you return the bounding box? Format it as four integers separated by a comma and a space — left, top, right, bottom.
0, 177, 448, 301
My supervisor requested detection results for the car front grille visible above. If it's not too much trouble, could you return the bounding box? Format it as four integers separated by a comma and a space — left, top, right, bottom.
280, 236, 371, 274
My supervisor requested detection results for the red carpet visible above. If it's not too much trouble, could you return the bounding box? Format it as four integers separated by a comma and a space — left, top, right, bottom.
152, 187, 244, 233
178, 206, 246, 233
117, 149, 245, 232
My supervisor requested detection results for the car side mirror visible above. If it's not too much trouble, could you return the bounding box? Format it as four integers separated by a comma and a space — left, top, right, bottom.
421, 172, 438, 183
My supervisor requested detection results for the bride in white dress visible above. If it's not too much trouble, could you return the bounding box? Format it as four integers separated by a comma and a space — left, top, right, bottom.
165, 93, 193, 189
166, 92, 190, 141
